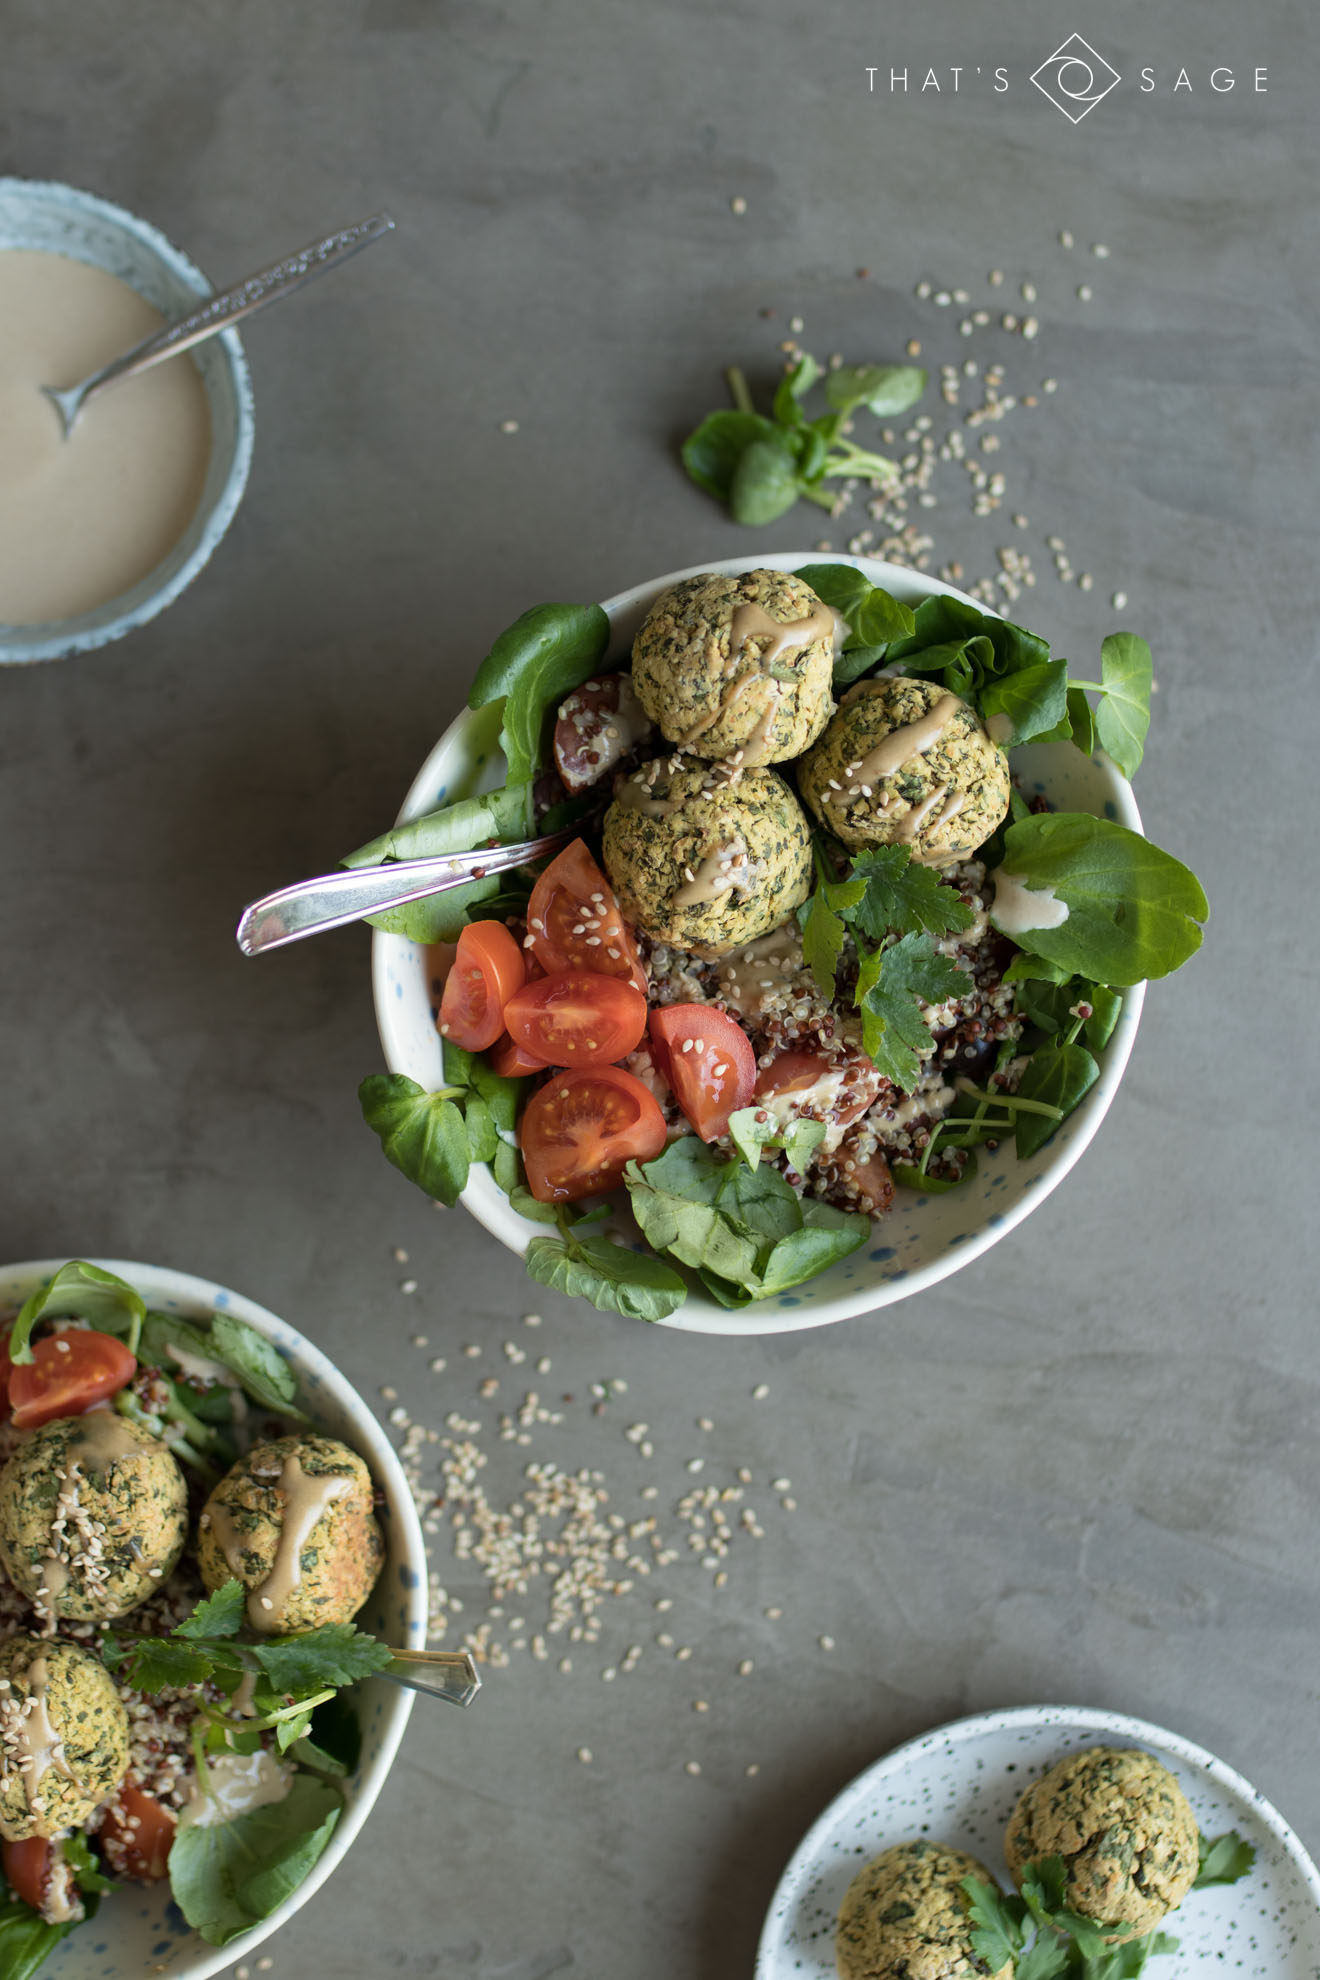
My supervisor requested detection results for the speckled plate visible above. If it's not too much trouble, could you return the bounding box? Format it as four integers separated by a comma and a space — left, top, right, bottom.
373, 553, 1148, 1334
755, 1704, 1320, 1979
0, 1259, 428, 1980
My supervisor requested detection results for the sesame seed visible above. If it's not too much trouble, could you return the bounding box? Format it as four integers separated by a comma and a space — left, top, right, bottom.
746, 1763, 760, 1777
738, 1658, 755, 1676
818, 1634, 836, 1651
1059, 228, 1074, 248
1092, 242, 1110, 258
752, 1384, 770, 1401
684, 1759, 702, 1775
578, 1746, 593, 1763
1111, 590, 1128, 610
499, 418, 519, 434
1077, 284, 1093, 301
730, 195, 747, 215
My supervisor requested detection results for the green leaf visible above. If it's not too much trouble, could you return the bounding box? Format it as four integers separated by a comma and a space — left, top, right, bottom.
1013, 1042, 1099, 1157
681, 409, 783, 502
729, 437, 801, 525
0, 1896, 87, 1980
854, 933, 968, 1091
960, 1876, 1027, 1971
291, 1692, 363, 1778
1095, 632, 1153, 778
824, 363, 926, 416
980, 658, 1070, 746
169, 1775, 343, 1946
891, 1154, 978, 1194
176, 1578, 247, 1641
801, 888, 848, 1001
772, 353, 821, 424
62, 1831, 115, 1896
727, 1108, 826, 1175
462, 1094, 500, 1164
493, 1139, 524, 1198
466, 602, 611, 789
359, 1073, 471, 1207
342, 784, 531, 943
116, 1635, 216, 1693
845, 845, 975, 943
508, 1182, 559, 1225
1194, 1831, 1257, 1888
8, 1260, 145, 1365
992, 814, 1208, 986
1085, 984, 1123, 1052
792, 564, 916, 651
250, 1623, 394, 1693
1014, 1934, 1076, 1980
1067, 684, 1097, 756
206, 1313, 306, 1421
524, 1234, 687, 1321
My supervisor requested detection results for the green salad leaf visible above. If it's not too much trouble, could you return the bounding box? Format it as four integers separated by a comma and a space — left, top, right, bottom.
525, 1228, 687, 1322
990, 815, 1208, 985
176, 1578, 247, 1641
358, 1073, 471, 1207
961, 1876, 1028, 1970
342, 782, 530, 943
793, 562, 916, 655
1194, 1831, 1257, 1888
727, 1108, 826, 1176
1088, 633, 1153, 778
206, 1313, 304, 1420
854, 934, 968, 1091
0, 1896, 90, 1980
825, 362, 927, 416
846, 846, 975, 944
8, 1261, 145, 1365
62, 1833, 115, 1897
681, 409, 783, 504
169, 1774, 343, 1946
467, 601, 611, 790
1012, 1041, 1100, 1157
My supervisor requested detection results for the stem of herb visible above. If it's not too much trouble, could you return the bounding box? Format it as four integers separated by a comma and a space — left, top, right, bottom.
799, 482, 838, 511
724, 366, 755, 416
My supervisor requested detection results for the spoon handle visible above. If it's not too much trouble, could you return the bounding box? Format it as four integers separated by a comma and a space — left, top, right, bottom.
380, 1649, 482, 1708
71, 211, 395, 411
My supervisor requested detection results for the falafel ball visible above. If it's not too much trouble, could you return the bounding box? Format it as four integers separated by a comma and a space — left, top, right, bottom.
1004, 1747, 1199, 1942
197, 1434, 384, 1633
0, 1412, 189, 1623
798, 677, 1010, 859
602, 757, 813, 958
836, 1839, 1013, 1980
0, 1635, 130, 1841
631, 569, 835, 765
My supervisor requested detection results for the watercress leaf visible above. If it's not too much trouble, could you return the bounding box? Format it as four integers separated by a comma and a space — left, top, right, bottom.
625, 1168, 763, 1286
250, 1624, 394, 1694
508, 1182, 559, 1225
462, 1094, 500, 1163
830, 641, 888, 688
960, 1876, 1027, 1968
1194, 1831, 1256, 1887
206, 1314, 306, 1421
169, 1775, 343, 1946
728, 1108, 771, 1170
0, 1895, 87, 1980
845, 845, 975, 943
980, 658, 1070, 746
855, 934, 969, 1092
175, 1578, 246, 1641
802, 888, 848, 1000
884, 591, 989, 661
729, 437, 801, 525
468, 1060, 528, 1134
1002, 951, 1072, 986
1067, 685, 1097, 756
466, 602, 611, 790
825, 363, 926, 417
681, 409, 782, 502
891, 637, 985, 695
8, 1261, 145, 1365
1085, 985, 1123, 1052
492, 1138, 524, 1198
726, 1109, 825, 1175
525, 1234, 687, 1321
1095, 632, 1153, 779
359, 1074, 470, 1207
772, 354, 819, 425
758, 1211, 868, 1293
1013, 1041, 1099, 1158
783, 1116, 827, 1174
992, 814, 1208, 985
793, 566, 917, 649
697, 1267, 754, 1308
343, 784, 531, 944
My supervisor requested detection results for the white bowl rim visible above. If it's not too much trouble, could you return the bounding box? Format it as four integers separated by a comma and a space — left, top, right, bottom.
0, 177, 255, 666
754, 1700, 1320, 1976
373, 551, 1147, 1336
0, 1255, 427, 1978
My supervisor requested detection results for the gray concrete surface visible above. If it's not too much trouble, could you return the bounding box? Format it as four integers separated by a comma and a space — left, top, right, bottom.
2, 0, 1318, 1973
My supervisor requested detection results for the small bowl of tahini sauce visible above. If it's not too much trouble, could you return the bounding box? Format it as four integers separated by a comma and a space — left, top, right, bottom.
0, 178, 254, 664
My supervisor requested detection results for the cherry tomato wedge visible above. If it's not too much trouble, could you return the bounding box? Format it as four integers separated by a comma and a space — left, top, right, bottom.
437, 921, 526, 1053
521, 1066, 667, 1202
753, 1048, 885, 1129
3, 1836, 54, 1912
648, 1005, 755, 1143
98, 1779, 176, 1881
504, 971, 647, 1069
489, 1031, 549, 1078
0, 1326, 11, 1412
526, 841, 647, 992
9, 1331, 137, 1429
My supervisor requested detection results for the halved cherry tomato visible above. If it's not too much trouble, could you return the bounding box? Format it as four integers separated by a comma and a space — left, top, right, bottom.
526, 841, 647, 992
648, 1005, 755, 1143
753, 1048, 886, 1130
489, 1031, 549, 1078
98, 1778, 176, 1881
437, 921, 526, 1053
3, 1836, 53, 1911
504, 971, 647, 1069
0, 1325, 11, 1412
9, 1331, 137, 1429
521, 1066, 667, 1201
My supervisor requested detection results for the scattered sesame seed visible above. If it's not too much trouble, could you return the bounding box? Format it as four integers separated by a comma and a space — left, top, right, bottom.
393, 1247, 409, 1263
988, 269, 1004, 285
745, 1763, 760, 1777
578, 1746, 593, 1763
429, 1356, 446, 1372
730, 195, 747, 215
693, 1699, 709, 1713
1111, 590, 1128, 610
738, 1658, 755, 1676
752, 1384, 770, 1401
906, 338, 921, 357
1077, 284, 1093, 301
818, 1634, 836, 1651
1059, 228, 1074, 248
1092, 243, 1110, 258
684, 1759, 702, 1775
499, 418, 519, 434
381, 1386, 398, 1402
400, 1279, 418, 1295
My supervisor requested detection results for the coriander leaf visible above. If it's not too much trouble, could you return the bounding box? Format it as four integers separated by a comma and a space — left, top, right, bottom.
1014, 1934, 1077, 1980
730, 436, 801, 525
681, 409, 783, 502
980, 658, 1070, 746
1094, 632, 1153, 779
1067, 685, 1097, 757
249, 1624, 395, 1694
206, 1314, 306, 1422
8, 1260, 145, 1365
845, 845, 975, 943
175, 1578, 247, 1641
1194, 1831, 1256, 1887
115, 1636, 215, 1693
466, 602, 611, 791
342, 780, 530, 943
359, 1073, 470, 1206
525, 1234, 686, 1322
854, 933, 968, 1091
825, 362, 926, 416
960, 1876, 1027, 1970
801, 887, 848, 1000
992, 814, 1208, 985
1013, 1041, 1099, 1157
169, 1774, 343, 1946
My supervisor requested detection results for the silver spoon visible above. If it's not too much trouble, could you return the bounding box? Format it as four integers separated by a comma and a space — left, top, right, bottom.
235, 829, 574, 956
379, 1647, 482, 1709
42, 211, 395, 439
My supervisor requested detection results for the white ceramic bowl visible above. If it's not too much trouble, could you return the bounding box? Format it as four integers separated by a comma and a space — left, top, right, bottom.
373, 554, 1146, 1336
0, 180, 254, 665
0, 1258, 427, 1980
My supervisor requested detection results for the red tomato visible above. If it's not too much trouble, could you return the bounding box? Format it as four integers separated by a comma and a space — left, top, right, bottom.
0, 1326, 11, 1412
648, 1005, 755, 1143
3, 1836, 53, 1911
9, 1332, 137, 1429
437, 921, 526, 1053
98, 1779, 176, 1881
504, 972, 647, 1070
521, 1066, 667, 1202
489, 1032, 550, 1077
526, 841, 647, 992
553, 675, 655, 793
844, 1149, 895, 1216
753, 1048, 885, 1129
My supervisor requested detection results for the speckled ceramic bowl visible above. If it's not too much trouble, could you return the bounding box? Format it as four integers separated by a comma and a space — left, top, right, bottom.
756, 1704, 1320, 1978
372, 553, 1146, 1337
0, 1258, 427, 1980
0, 180, 254, 665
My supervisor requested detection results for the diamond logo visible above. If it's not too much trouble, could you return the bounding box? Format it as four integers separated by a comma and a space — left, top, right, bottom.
1031, 34, 1122, 123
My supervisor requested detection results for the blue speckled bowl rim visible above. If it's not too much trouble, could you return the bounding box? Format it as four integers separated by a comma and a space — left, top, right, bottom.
755, 1702, 1320, 1979
0, 179, 255, 665
0, 1257, 428, 1980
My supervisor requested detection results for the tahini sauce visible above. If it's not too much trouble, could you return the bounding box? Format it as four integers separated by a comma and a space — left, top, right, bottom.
0, 250, 212, 624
